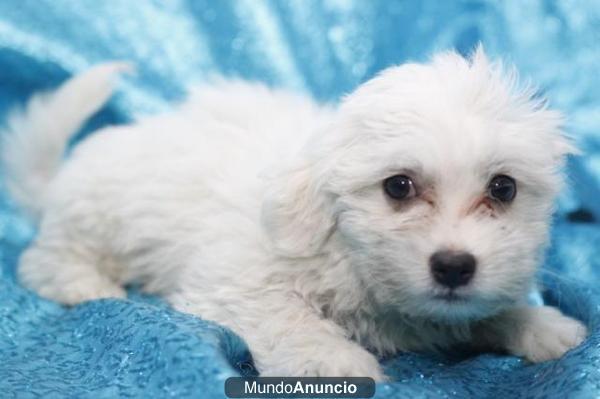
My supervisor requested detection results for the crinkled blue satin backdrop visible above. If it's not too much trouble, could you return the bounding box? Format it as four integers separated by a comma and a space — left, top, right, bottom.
0, 1, 599, 398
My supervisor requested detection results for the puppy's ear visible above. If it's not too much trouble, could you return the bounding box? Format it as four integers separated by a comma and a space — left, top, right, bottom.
261, 161, 334, 258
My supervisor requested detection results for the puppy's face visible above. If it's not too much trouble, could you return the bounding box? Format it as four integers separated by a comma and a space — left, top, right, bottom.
264, 50, 573, 322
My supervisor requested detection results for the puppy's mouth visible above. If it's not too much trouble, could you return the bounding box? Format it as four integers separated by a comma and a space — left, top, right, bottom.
425, 290, 504, 322
422, 292, 484, 322
433, 292, 468, 303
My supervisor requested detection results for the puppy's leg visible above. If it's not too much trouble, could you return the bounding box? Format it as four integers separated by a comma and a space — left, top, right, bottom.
170, 292, 385, 380
18, 232, 125, 305
253, 323, 385, 380
476, 306, 587, 362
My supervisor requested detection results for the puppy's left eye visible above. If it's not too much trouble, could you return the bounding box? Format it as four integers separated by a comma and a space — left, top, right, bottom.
487, 175, 517, 202
383, 175, 416, 200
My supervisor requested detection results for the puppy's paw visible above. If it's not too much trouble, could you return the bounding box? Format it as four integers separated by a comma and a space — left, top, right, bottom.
326, 346, 387, 381
37, 280, 126, 306
506, 306, 587, 363
266, 344, 386, 381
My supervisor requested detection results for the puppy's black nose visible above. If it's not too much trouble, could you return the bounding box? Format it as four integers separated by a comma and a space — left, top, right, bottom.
430, 250, 476, 289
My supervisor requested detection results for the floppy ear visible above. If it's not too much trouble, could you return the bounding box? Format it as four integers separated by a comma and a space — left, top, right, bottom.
261, 160, 335, 258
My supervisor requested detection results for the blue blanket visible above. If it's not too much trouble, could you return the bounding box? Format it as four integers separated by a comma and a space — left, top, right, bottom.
1, 1, 599, 398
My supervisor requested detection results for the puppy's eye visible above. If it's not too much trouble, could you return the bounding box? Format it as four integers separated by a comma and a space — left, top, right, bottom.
383, 175, 416, 200
487, 175, 517, 202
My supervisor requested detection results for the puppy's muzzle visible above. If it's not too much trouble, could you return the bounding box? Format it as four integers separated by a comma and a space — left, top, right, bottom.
430, 250, 476, 289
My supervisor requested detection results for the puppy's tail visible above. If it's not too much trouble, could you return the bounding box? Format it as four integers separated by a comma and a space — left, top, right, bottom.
0, 62, 131, 219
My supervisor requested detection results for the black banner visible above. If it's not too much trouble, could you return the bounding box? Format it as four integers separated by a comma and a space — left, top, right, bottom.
224, 377, 376, 398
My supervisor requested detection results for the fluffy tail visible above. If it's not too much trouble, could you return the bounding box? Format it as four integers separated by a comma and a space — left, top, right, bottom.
0, 62, 131, 219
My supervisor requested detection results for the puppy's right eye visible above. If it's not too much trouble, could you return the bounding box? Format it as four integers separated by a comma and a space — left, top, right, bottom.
383, 175, 416, 200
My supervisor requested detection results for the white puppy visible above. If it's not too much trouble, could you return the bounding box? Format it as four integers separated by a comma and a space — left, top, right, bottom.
1, 49, 587, 380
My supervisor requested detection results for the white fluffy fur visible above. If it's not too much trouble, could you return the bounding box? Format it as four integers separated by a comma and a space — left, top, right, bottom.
1, 49, 587, 380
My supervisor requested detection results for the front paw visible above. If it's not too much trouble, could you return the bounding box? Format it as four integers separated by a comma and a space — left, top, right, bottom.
315, 345, 386, 381
262, 344, 386, 381
506, 306, 587, 363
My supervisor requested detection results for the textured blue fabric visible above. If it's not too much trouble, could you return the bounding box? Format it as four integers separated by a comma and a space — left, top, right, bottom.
0, 1, 599, 398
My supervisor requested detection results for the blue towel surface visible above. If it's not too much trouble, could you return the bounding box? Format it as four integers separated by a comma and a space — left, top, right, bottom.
0, 1, 599, 398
